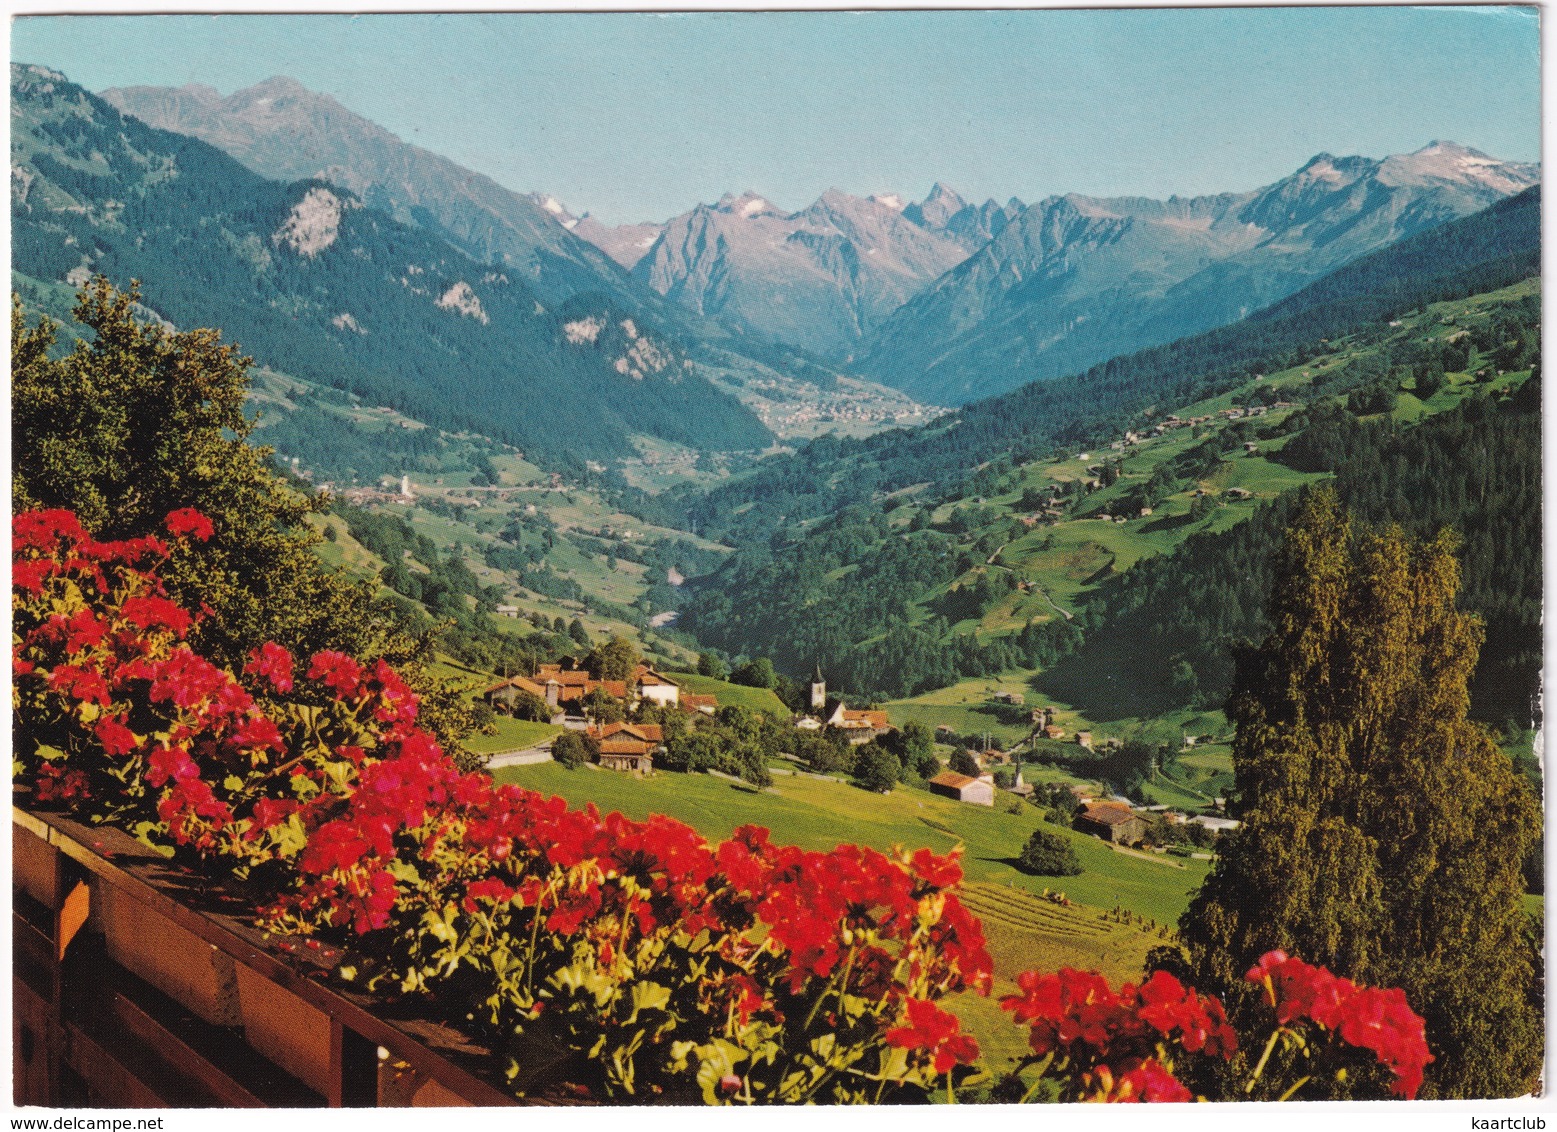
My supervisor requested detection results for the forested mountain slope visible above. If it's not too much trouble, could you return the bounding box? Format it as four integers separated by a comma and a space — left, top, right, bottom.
679, 268, 1539, 724
101, 76, 659, 310
11, 64, 771, 471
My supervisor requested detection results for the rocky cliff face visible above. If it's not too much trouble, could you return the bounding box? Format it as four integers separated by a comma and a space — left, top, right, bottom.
629, 188, 969, 361
858, 143, 1539, 404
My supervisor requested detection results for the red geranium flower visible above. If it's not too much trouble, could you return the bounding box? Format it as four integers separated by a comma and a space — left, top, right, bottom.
164, 508, 215, 542
886, 996, 981, 1074
245, 642, 295, 693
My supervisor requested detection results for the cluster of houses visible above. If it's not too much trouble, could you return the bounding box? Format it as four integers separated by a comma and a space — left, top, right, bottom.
483, 661, 720, 773
793, 667, 894, 744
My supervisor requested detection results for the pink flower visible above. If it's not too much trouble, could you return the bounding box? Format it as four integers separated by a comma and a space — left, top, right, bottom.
307, 650, 362, 698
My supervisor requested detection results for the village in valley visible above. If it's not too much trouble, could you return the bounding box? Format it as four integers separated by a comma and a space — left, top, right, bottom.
479, 653, 1237, 861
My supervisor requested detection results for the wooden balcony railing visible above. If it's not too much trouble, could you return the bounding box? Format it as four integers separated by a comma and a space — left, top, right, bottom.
13, 806, 528, 1108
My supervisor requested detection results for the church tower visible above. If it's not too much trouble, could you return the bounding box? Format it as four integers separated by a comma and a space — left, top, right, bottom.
810, 663, 827, 711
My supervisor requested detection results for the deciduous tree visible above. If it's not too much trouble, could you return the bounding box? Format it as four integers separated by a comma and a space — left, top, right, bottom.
1177, 487, 1542, 1099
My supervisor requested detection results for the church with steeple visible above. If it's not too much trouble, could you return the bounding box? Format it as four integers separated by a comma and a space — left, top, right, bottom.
796, 663, 893, 745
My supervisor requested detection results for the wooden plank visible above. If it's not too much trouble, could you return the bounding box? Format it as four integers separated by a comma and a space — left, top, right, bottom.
105, 991, 268, 1108
13, 975, 55, 1106
15, 808, 521, 1107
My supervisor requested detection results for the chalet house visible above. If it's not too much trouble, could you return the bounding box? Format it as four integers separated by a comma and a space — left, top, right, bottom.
826, 702, 893, 745
681, 693, 718, 716
1075, 731, 1093, 750
586, 721, 665, 773
992, 690, 1023, 705
1074, 801, 1146, 845
630, 664, 680, 707
1043, 724, 1066, 741
927, 771, 995, 807
484, 675, 564, 722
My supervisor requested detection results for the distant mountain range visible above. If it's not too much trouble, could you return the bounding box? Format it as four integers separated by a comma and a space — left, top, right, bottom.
14, 64, 771, 469
34, 69, 1544, 418
857, 143, 1538, 403
565, 183, 1024, 362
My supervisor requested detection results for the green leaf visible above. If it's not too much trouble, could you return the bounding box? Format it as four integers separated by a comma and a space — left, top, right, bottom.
627, 980, 671, 1023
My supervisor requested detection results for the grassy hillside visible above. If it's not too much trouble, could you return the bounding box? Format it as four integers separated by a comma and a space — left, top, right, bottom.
664, 671, 789, 715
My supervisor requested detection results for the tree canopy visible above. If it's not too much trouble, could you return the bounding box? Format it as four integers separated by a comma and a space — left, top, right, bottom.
1176, 488, 1542, 1099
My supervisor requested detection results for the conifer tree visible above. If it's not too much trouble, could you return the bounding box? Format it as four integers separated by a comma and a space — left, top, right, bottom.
1177, 487, 1542, 1099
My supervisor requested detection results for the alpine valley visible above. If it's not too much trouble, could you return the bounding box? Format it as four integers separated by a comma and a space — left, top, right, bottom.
9, 45, 1545, 1105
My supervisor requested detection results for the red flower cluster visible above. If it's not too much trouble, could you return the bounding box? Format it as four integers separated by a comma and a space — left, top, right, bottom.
885, 997, 980, 1074
164, 507, 215, 542
1078, 1059, 1193, 1103
1002, 967, 1236, 1060
1245, 951, 1432, 1098
1000, 967, 1235, 1102
245, 642, 294, 693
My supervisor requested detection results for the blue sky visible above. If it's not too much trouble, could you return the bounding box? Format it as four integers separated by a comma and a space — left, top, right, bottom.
11, 8, 1541, 225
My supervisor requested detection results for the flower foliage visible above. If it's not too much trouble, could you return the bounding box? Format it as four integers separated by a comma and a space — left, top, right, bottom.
12, 508, 990, 1103
11, 507, 1432, 1105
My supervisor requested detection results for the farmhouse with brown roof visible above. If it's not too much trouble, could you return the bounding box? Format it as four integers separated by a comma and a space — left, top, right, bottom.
585, 721, 665, 773
926, 771, 995, 807
1074, 800, 1146, 845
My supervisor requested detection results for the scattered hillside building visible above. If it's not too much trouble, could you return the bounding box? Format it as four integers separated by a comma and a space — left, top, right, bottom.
681, 693, 718, 716
796, 667, 896, 744
1074, 800, 1146, 845
483, 675, 563, 722
827, 703, 893, 744
927, 771, 995, 807
1043, 724, 1067, 741
631, 664, 681, 707
586, 721, 664, 773
1075, 730, 1093, 750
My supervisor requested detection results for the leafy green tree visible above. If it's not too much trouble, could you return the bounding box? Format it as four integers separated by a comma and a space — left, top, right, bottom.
11, 281, 480, 761
508, 690, 554, 723
568, 618, 591, 648
1177, 488, 1542, 1099
551, 730, 597, 770
853, 744, 901, 794
584, 635, 639, 682
696, 651, 729, 680
1018, 828, 1082, 877
582, 687, 626, 724
660, 731, 721, 774
731, 657, 777, 689
897, 719, 935, 764
948, 747, 981, 777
